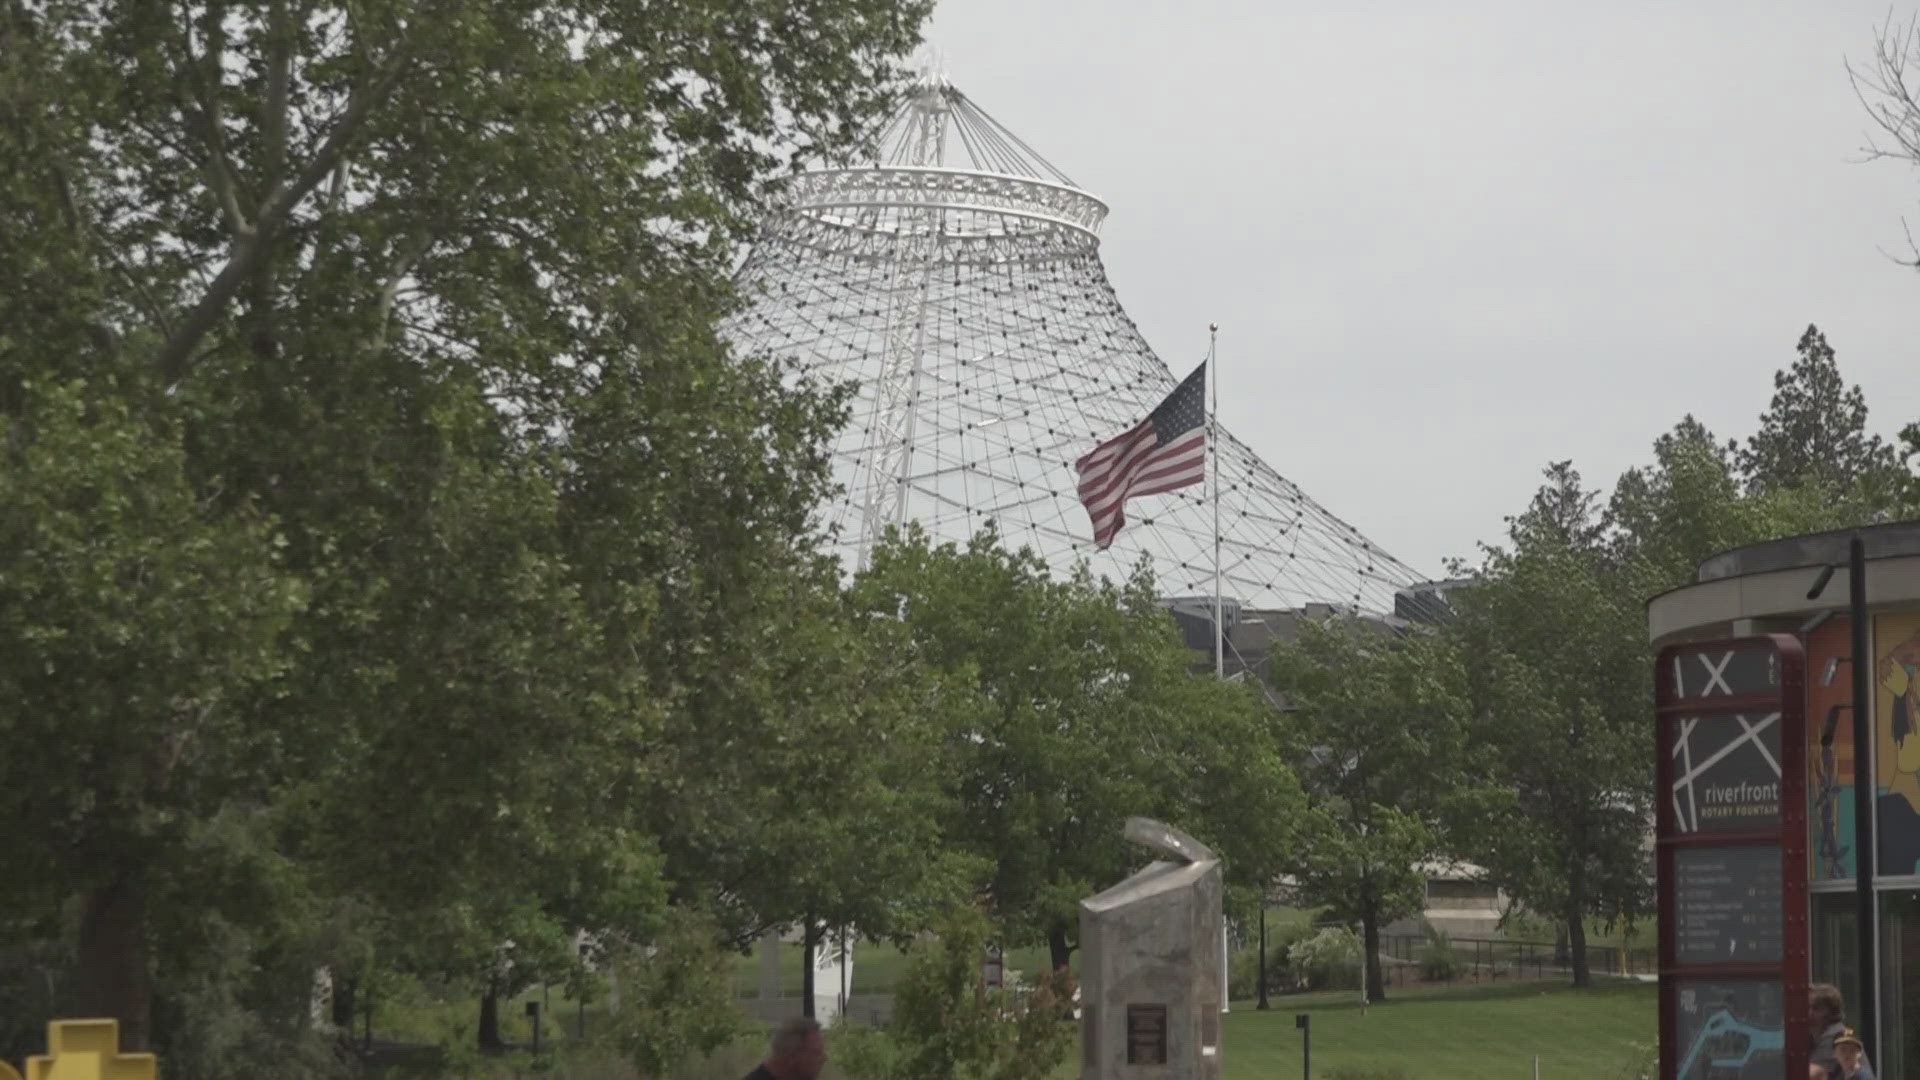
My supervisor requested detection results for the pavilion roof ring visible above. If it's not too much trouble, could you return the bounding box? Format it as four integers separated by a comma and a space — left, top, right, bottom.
783, 166, 1110, 242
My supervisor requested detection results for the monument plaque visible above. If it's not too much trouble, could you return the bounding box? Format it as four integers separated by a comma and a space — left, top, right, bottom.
1126, 1005, 1168, 1066
1654, 635, 1807, 1080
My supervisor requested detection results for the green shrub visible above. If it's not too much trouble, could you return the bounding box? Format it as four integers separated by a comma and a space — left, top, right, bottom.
1417, 926, 1461, 982
1228, 919, 1319, 998
1286, 927, 1360, 991
603, 909, 742, 1078
1500, 912, 1558, 942
831, 1021, 905, 1080
1608, 1039, 1656, 1080
1226, 946, 1261, 1001
838, 906, 1073, 1080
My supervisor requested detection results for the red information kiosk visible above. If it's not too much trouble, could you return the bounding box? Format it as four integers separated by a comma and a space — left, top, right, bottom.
1655, 635, 1808, 1079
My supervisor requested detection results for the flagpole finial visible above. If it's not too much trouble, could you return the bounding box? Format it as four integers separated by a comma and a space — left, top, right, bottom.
1208, 322, 1218, 333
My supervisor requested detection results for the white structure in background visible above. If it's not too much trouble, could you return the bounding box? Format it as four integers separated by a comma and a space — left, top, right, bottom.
1382, 860, 1507, 939
726, 70, 1422, 1025
724, 73, 1418, 610
754, 924, 854, 1026
813, 929, 854, 1025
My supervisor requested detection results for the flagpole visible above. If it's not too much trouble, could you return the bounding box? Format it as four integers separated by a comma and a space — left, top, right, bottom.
1208, 323, 1229, 1019
1208, 323, 1222, 680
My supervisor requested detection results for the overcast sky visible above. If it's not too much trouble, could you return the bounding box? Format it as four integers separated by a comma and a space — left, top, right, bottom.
922, 0, 1920, 577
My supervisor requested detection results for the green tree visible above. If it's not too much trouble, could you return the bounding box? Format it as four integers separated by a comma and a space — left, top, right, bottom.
1, 0, 931, 1059
1267, 615, 1465, 1002
1609, 414, 1854, 598
642, 565, 979, 1017
0, 380, 305, 1051
1459, 405, 1897, 992
1449, 464, 1650, 988
1735, 325, 1902, 500
1608, 417, 1750, 586
855, 528, 1300, 971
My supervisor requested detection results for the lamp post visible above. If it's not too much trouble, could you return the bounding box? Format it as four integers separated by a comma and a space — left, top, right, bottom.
1257, 905, 1270, 1011
1294, 1013, 1310, 1079
1808, 534, 1876, 1063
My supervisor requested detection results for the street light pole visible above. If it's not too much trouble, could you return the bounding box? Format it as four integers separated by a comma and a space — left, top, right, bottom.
1809, 535, 1878, 1061
1295, 1013, 1310, 1080
1848, 534, 1877, 1065
1257, 905, 1269, 1010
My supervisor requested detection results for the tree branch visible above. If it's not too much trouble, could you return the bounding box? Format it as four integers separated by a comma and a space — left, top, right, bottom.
262, 0, 292, 178
245, 0, 296, 359
157, 43, 416, 387
173, 0, 252, 238
51, 160, 175, 343
367, 231, 435, 353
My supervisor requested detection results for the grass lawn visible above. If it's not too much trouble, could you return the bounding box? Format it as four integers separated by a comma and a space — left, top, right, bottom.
377, 972, 1653, 1079
1218, 980, 1655, 1080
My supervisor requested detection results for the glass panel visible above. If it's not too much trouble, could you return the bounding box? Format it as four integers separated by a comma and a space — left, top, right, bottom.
1880, 890, 1920, 1080
1811, 892, 1860, 1016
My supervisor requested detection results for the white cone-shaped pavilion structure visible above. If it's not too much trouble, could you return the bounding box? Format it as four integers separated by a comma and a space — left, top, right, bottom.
725, 76, 1421, 612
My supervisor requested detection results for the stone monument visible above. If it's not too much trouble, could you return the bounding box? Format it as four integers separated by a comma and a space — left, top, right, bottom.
1079, 818, 1224, 1080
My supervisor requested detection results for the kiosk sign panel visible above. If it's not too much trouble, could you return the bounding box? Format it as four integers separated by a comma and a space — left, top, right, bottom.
1656, 636, 1807, 1080
1673, 846, 1783, 964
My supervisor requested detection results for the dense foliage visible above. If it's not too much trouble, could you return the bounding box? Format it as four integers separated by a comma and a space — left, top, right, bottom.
0, 0, 933, 1070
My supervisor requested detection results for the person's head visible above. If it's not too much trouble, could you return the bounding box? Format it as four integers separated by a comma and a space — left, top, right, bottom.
1836, 1028, 1865, 1072
1811, 983, 1845, 1030
768, 1016, 826, 1080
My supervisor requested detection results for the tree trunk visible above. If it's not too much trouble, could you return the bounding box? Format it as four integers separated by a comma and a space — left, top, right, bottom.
1047, 921, 1073, 973
801, 919, 816, 1019
1360, 907, 1386, 1003
1565, 847, 1592, 988
1566, 898, 1591, 989
76, 877, 153, 1051
478, 980, 503, 1051
332, 974, 356, 1030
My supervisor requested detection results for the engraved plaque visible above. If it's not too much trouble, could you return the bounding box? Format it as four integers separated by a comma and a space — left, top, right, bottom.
1126, 1003, 1168, 1066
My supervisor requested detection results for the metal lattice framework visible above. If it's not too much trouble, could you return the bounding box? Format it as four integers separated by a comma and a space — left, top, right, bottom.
725, 75, 1423, 611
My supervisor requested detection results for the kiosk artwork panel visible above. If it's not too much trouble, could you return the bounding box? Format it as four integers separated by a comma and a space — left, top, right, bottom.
1806, 618, 1859, 882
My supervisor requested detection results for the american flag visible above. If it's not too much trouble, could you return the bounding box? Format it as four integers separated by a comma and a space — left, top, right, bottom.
1075, 362, 1208, 550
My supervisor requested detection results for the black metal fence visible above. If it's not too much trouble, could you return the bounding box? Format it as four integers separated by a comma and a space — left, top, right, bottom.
1374, 932, 1655, 987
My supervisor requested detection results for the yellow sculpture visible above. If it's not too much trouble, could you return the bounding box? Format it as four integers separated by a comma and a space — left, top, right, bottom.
22, 1020, 155, 1080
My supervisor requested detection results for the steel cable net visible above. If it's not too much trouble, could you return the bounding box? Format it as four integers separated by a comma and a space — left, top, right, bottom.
725, 77, 1423, 612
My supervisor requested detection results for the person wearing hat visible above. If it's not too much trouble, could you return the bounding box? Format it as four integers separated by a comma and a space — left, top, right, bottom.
1833, 1027, 1876, 1080
1809, 983, 1847, 1078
